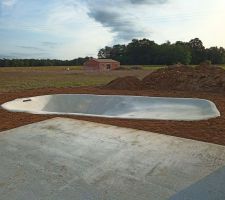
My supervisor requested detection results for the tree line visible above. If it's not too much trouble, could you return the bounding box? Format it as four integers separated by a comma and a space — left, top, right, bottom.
0, 57, 90, 67
1, 38, 225, 67
98, 38, 225, 65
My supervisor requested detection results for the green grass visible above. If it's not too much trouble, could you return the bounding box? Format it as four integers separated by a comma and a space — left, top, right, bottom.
1, 64, 224, 92
119, 65, 165, 70
142, 65, 165, 70
0, 66, 149, 92
0, 66, 83, 72
219, 64, 225, 69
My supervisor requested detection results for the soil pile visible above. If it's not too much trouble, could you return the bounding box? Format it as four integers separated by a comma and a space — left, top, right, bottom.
104, 65, 225, 93
104, 76, 142, 90
143, 65, 225, 92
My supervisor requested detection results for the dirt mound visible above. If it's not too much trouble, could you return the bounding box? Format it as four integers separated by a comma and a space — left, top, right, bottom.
142, 65, 225, 92
104, 76, 142, 90
104, 65, 225, 93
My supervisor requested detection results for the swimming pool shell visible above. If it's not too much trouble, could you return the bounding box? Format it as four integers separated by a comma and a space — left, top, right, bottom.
1, 94, 220, 121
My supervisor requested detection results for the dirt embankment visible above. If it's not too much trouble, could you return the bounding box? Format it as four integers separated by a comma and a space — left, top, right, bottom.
103, 76, 142, 90
104, 65, 225, 93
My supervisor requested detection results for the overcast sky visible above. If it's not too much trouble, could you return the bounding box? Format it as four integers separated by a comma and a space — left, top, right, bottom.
0, 0, 225, 59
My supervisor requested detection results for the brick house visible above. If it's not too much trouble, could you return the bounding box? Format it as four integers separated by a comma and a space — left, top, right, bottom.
83, 58, 120, 71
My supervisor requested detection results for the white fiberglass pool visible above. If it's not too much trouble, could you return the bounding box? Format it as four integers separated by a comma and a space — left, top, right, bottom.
1, 94, 220, 121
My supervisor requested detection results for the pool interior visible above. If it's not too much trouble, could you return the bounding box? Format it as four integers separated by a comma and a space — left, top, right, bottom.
1, 94, 220, 121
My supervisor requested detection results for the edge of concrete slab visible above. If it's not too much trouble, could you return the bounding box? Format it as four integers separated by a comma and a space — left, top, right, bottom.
1, 117, 224, 148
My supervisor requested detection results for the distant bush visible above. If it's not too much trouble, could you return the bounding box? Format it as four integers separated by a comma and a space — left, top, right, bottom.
200, 60, 212, 67
130, 66, 143, 70
114, 66, 127, 70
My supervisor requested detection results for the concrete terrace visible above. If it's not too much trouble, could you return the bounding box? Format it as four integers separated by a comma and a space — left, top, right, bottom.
0, 117, 225, 199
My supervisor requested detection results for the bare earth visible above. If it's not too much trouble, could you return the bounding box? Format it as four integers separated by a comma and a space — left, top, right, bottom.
1, 86, 225, 146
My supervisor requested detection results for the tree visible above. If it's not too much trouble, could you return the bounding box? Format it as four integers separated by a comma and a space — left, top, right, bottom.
1, 38, 224, 67
126, 38, 157, 64
206, 47, 225, 64
188, 38, 206, 64
98, 46, 112, 59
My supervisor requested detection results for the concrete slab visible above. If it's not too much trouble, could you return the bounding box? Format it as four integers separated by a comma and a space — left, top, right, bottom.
169, 165, 225, 200
1, 94, 220, 121
0, 118, 225, 200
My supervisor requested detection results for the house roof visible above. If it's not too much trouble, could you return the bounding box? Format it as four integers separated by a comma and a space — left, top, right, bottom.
92, 58, 119, 63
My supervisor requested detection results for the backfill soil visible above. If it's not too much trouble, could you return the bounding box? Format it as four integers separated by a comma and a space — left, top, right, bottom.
105, 65, 225, 93
1, 86, 225, 146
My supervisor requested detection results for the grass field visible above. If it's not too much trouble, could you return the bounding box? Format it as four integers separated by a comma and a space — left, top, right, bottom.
1, 64, 225, 93
142, 65, 165, 70
220, 64, 225, 69
0, 65, 158, 92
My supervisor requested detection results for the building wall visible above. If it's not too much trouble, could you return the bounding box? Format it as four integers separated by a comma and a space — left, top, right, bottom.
99, 62, 120, 71
84, 60, 99, 70
84, 60, 120, 71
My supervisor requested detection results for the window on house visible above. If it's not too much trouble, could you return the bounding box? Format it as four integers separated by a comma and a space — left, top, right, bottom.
106, 64, 111, 69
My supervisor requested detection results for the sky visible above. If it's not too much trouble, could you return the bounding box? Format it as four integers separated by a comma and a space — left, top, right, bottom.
0, 0, 225, 59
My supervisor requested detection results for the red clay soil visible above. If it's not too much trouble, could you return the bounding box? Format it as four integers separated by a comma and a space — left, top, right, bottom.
105, 65, 225, 93
1, 86, 225, 146
104, 76, 142, 90
143, 65, 225, 92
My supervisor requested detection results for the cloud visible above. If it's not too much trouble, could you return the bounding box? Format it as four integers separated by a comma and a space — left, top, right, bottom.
10, 52, 49, 58
86, 0, 168, 41
129, 0, 168, 4
88, 9, 144, 40
0, 54, 12, 59
17, 45, 45, 51
1, 0, 17, 7
41, 42, 59, 49
0, 0, 169, 59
